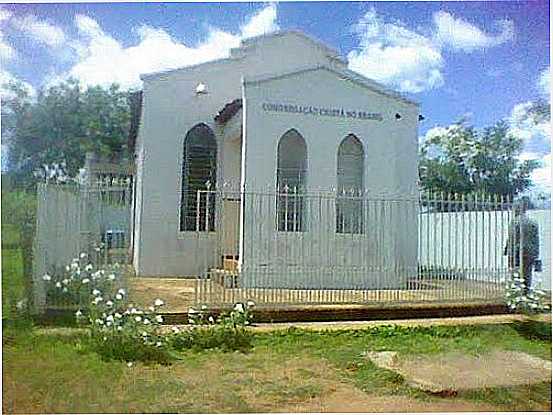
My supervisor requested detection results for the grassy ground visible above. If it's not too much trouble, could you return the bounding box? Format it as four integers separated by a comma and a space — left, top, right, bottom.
2, 224, 25, 319
3, 323, 551, 413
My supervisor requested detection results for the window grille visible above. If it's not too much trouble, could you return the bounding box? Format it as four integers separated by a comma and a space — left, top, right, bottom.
180, 124, 217, 231
336, 134, 364, 234
276, 129, 307, 232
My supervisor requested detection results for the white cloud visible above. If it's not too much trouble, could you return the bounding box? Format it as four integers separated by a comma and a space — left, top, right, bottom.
348, 9, 444, 93
240, 3, 279, 38
12, 14, 66, 48
59, 4, 279, 89
509, 101, 551, 156
433, 11, 514, 52
0, 69, 35, 100
348, 9, 515, 93
539, 66, 550, 97
0, 7, 11, 23
0, 8, 13, 62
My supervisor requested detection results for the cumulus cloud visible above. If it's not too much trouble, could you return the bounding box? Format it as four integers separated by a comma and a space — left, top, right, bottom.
433, 11, 514, 52
348, 9, 444, 93
12, 14, 66, 48
348, 9, 515, 93
509, 101, 551, 156
240, 3, 279, 38
60, 4, 279, 89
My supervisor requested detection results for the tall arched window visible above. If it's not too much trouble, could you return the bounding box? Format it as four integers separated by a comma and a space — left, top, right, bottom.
180, 123, 217, 231
336, 134, 364, 234
276, 129, 307, 232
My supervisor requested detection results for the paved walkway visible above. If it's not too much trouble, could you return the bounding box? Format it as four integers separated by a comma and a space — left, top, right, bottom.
247, 313, 551, 332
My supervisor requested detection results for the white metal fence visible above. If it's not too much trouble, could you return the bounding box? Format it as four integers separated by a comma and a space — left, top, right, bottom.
33, 182, 133, 310
193, 189, 549, 306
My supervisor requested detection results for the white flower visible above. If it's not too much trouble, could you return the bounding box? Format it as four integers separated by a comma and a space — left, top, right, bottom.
143, 318, 151, 325
95, 318, 104, 325
55, 281, 62, 288
62, 287, 68, 293
85, 264, 93, 271
106, 321, 112, 327
108, 274, 115, 281
117, 326, 123, 331
142, 331, 148, 337
154, 299, 164, 307
82, 278, 90, 284
135, 316, 142, 322
62, 279, 69, 285
75, 310, 83, 317
208, 316, 215, 324
156, 341, 162, 347
16, 300, 25, 310
80, 252, 87, 258
42, 274, 51, 281
201, 305, 207, 310
116, 293, 123, 300
114, 313, 122, 319
130, 308, 138, 314
234, 303, 245, 313
117, 288, 125, 296
106, 300, 114, 308
71, 262, 79, 270
95, 246, 101, 252
188, 307, 197, 314
171, 326, 180, 333
155, 315, 163, 323
148, 306, 155, 312
247, 300, 255, 308
92, 289, 101, 296
93, 297, 103, 305
188, 318, 194, 324
106, 315, 114, 322
127, 362, 133, 367
65, 265, 70, 271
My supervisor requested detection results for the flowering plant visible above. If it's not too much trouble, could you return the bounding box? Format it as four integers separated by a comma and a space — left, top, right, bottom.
43, 253, 171, 364
43, 249, 122, 309
505, 271, 550, 314
171, 301, 255, 352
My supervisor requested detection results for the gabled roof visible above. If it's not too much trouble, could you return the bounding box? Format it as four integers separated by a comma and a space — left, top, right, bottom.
140, 30, 346, 81
232, 30, 346, 64
242, 64, 419, 107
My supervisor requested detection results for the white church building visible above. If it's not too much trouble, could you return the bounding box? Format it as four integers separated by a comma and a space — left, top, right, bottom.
132, 31, 420, 289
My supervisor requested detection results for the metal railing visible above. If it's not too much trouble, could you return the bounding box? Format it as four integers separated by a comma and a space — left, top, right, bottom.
193, 188, 529, 306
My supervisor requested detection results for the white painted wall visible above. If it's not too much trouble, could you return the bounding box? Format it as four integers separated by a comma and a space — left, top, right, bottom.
134, 31, 419, 279
239, 67, 419, 288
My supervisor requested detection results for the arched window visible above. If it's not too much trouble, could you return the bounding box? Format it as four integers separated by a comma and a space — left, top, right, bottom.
276, 129, 307, 232
336, 134, 364, 233
180, 123, 217, 231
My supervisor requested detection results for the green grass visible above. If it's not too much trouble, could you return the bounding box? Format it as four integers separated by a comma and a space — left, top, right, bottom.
3, 323, 551, 413
2, 244, 25, 319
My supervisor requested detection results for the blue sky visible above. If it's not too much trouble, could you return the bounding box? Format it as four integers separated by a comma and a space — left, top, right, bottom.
0, 1, 550, 192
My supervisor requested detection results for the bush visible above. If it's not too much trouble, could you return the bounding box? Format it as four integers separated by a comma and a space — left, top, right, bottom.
43, 250, 123, 308
43, 253, 171, 364
505, 271, 550, 314
171, 302, 255, 352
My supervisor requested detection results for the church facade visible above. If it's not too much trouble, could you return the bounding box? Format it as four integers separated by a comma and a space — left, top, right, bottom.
132, 31, 420, 288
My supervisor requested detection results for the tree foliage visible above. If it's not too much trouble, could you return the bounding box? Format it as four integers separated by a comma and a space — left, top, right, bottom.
2, 79, 132, 186
419, 120, 540, 198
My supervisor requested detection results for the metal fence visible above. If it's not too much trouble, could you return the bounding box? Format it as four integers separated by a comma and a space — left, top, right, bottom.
193, 189, 543, 306
33, 181, 133, 310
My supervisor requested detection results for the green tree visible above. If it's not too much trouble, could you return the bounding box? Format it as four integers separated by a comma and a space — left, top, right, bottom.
2, 79, 132, 186
419, 120, 540, 199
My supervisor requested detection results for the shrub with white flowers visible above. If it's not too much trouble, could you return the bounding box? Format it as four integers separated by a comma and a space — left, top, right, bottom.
43, 252, 171, 364
43, 250, 122, 309
505, 271, 550, 314
171, 301, 255, 352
